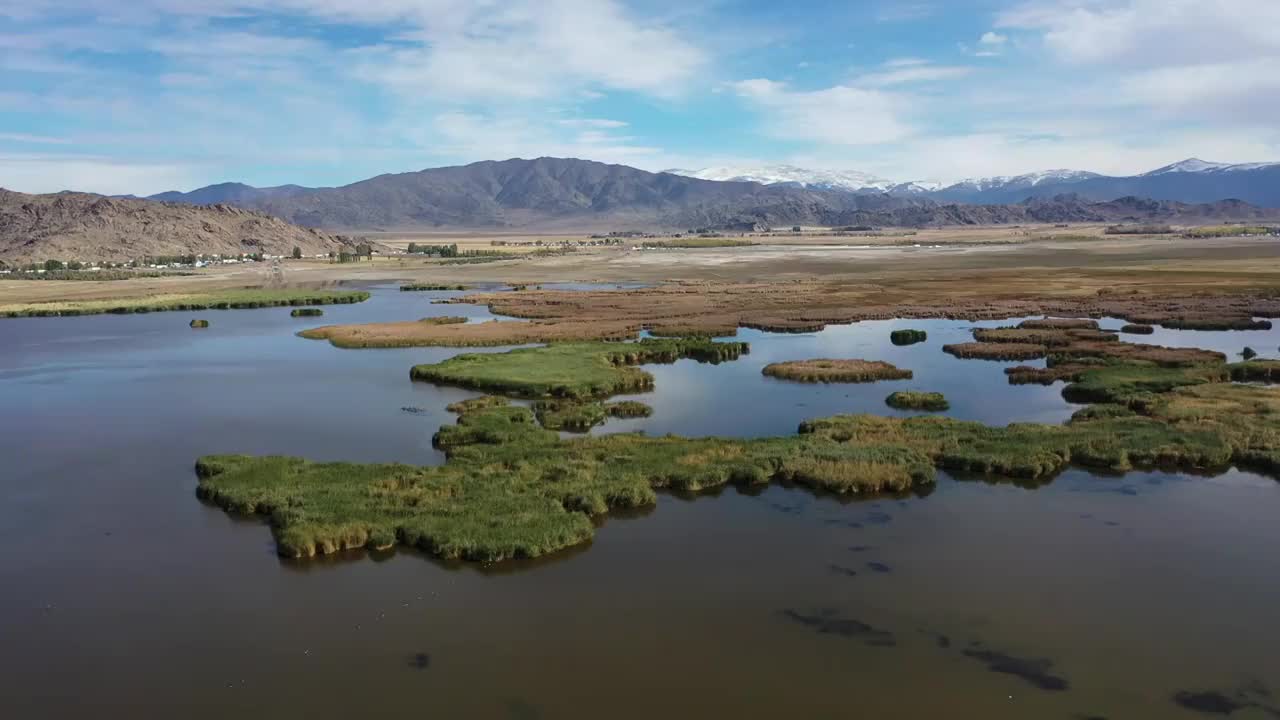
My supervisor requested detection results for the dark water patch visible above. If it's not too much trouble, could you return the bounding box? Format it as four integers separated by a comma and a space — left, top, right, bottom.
780, 608, 896, 647
401, 406, 429, 415
504, 698, 544, 720
766, 500, 803, 515
824, 518, 863, 529
848, 545, 875, 553
864, 510, 893, 525
827, 564, 858, 577
866, 561, 893, 574
961, 644, 1070, 691
918, 629, 952, 649
406, 652, 431, 670
1172, 683, 1280, 717
1174, 691, 1245, 715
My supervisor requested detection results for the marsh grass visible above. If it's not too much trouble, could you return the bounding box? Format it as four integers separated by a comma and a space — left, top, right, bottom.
290, 308, 324, 317
1019, 318, 1098, 330
763, 359, 912, 383
885, 391, 949, 411
198, 373, 1280, 563
1, 289, 370, 318
411, 339, 748, 399
189, 319, 210, 328
1231, 360, 1280, 382
1121, 324, 1155, 334
944, 342, 1048, 360
890, 329, 927, 346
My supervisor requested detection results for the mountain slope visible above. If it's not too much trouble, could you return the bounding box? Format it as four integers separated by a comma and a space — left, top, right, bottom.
0, 189, 358, 264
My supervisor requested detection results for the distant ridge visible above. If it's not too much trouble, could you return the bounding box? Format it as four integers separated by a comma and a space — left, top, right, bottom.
142, 156, 1280, 231
0, 188, 359, 264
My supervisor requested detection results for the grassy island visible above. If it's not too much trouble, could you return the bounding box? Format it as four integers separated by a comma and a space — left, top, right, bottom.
0, 288, 370, 318
886, 391, 949, 411
290, 308, 324, 317
411, 339, 748, 399
197, 374, 1280, 562
944, 342, 1048, 360
890, 329, 927, 346
189, 319, 210, 328
1121, 323, 1155, 334
763, 359, 912, 383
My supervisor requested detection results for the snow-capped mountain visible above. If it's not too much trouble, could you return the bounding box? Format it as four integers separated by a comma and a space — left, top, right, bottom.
1143, 158, 1280, 176
946, 169, 1101, 193
666, 158, 1280, 207
665, 165, 894, 192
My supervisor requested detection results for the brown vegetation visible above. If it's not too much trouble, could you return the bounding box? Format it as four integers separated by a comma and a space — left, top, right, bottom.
763, 359, 912, 383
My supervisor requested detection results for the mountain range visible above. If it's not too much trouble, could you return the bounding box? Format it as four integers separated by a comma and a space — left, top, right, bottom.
668, 159, 1280, 207
139, 157, 1280, 232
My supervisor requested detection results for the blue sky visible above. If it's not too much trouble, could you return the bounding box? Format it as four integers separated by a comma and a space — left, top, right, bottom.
2, 0, 1278, 194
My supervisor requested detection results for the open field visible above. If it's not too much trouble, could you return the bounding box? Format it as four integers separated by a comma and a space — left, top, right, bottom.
5, 231, 1279, 309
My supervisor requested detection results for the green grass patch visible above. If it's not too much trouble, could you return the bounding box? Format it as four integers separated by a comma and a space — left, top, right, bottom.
890, 329, 927, 346
885, 391, 949, 411
290, 308, 324, 317
411, 339, 748, 400
1, 288, 370, 318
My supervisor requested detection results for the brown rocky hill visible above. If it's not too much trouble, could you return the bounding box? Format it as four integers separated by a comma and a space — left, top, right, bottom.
0, 189, 360, 264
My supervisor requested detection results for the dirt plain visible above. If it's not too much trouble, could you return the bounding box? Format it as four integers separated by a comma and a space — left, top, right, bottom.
2, 229, 1278, 327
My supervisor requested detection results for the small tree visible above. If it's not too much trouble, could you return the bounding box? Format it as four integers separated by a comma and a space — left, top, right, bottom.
407, 242, 419, 254
292, 246, 302, 259
44, 259, 65, 271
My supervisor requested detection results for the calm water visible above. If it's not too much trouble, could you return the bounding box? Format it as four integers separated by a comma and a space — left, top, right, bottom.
2, 284, 1279, 719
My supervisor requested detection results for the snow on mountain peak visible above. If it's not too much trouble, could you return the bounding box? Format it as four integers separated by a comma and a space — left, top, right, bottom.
1144, 158, 1279, 175
665, 165, 893, 192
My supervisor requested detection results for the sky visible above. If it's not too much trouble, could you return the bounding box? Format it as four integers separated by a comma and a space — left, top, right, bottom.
2, 0, 1279, 195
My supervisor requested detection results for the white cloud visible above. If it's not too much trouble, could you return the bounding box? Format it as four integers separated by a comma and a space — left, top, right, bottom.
857, 63, 972, 87
731, 78, 911, 146
0, 153, 203, 195
999, 0, 1280, 121
979, 31, 1007, 46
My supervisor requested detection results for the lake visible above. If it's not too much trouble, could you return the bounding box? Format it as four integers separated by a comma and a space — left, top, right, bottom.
2, 283, 1278, 718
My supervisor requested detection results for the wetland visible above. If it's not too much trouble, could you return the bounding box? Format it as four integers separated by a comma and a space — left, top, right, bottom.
3, 280, 1280, 719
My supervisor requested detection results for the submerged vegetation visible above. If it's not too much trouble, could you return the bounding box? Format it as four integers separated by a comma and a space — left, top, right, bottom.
763, 359, 912, 383
890, 329, 927, 346
885, 391, 949, 411
0, 288, 370, 318
189, 319, 209, 328
411, 339, 748, 399
290, 308, 324, 317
